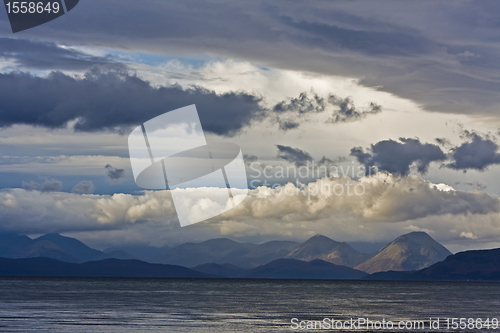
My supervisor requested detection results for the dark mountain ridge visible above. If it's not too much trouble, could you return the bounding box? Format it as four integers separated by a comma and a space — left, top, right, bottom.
0, 257, 213, 278
368, 248, 500, 281
0, 232, 136, 263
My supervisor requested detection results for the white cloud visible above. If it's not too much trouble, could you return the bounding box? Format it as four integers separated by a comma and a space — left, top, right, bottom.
460, 231, 479, 240
1, 175, 500, 249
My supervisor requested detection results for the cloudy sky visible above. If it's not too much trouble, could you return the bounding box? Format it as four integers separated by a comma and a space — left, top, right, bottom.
2, 0, 500, 252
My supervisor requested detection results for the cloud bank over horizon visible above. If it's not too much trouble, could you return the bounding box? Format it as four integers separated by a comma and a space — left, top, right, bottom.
1, 175, 499, 250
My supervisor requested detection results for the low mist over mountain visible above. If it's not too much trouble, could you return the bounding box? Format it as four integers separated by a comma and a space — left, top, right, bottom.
355, 232, 452, 273
154, 238, 258, 267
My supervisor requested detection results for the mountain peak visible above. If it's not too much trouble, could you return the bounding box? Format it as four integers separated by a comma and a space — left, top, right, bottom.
17, 240, 79, 263
36, 233, 102, 262
285, 234, 370, 267
400, 231, 431, 239
355, 231, 452, 274
400, 231, 431, 238
304, 234, 339, 244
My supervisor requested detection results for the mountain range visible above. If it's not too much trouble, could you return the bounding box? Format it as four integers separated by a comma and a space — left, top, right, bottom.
0, 231, 452, 274
0, 231, 499, 281
0, 248, 499, 281
0, 232, 137, 263
153, 231, 451, 273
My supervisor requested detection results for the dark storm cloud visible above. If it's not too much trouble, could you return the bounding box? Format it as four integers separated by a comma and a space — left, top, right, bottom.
278, 121, 300, 131
279, 15, 437, 57
454, 181, 487, 191
0, 38, 121, 71
276, 145, 313, 167
273, 92, 325, 131
273, 92, 325, 114
447, 134, 500, 171
352, 130, 500, 175
2, 1, 500, 116
318, 156, 339, 165
0, 69, 379, 134
274, 2, 500, 114
22, 179, 63, 192
71, 181, 95, 194
327, 95, 382, 123
0, 68, 265, 136
272, 92, 381, 131
105, 165, 125, 181
32, 0, 500, 115
435, 138, 452, 147
351, 138, 446, 176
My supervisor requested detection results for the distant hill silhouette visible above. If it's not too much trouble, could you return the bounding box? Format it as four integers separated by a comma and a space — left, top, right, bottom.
0, 232, 136, 263
0, 257, 213, 278
192, 263, 247, 278
192, 258, 368, 279
368, 248, 500, 281
103, 245, 171, 262
241, 258, 367, 279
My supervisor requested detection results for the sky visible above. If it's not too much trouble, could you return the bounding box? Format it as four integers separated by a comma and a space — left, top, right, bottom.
1, 0, 500, 252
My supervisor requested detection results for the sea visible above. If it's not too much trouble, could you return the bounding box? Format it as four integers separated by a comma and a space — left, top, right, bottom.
0, 277, 499, 332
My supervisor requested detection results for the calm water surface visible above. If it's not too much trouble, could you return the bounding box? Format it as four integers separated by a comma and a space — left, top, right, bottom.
0, 277, 499, 332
